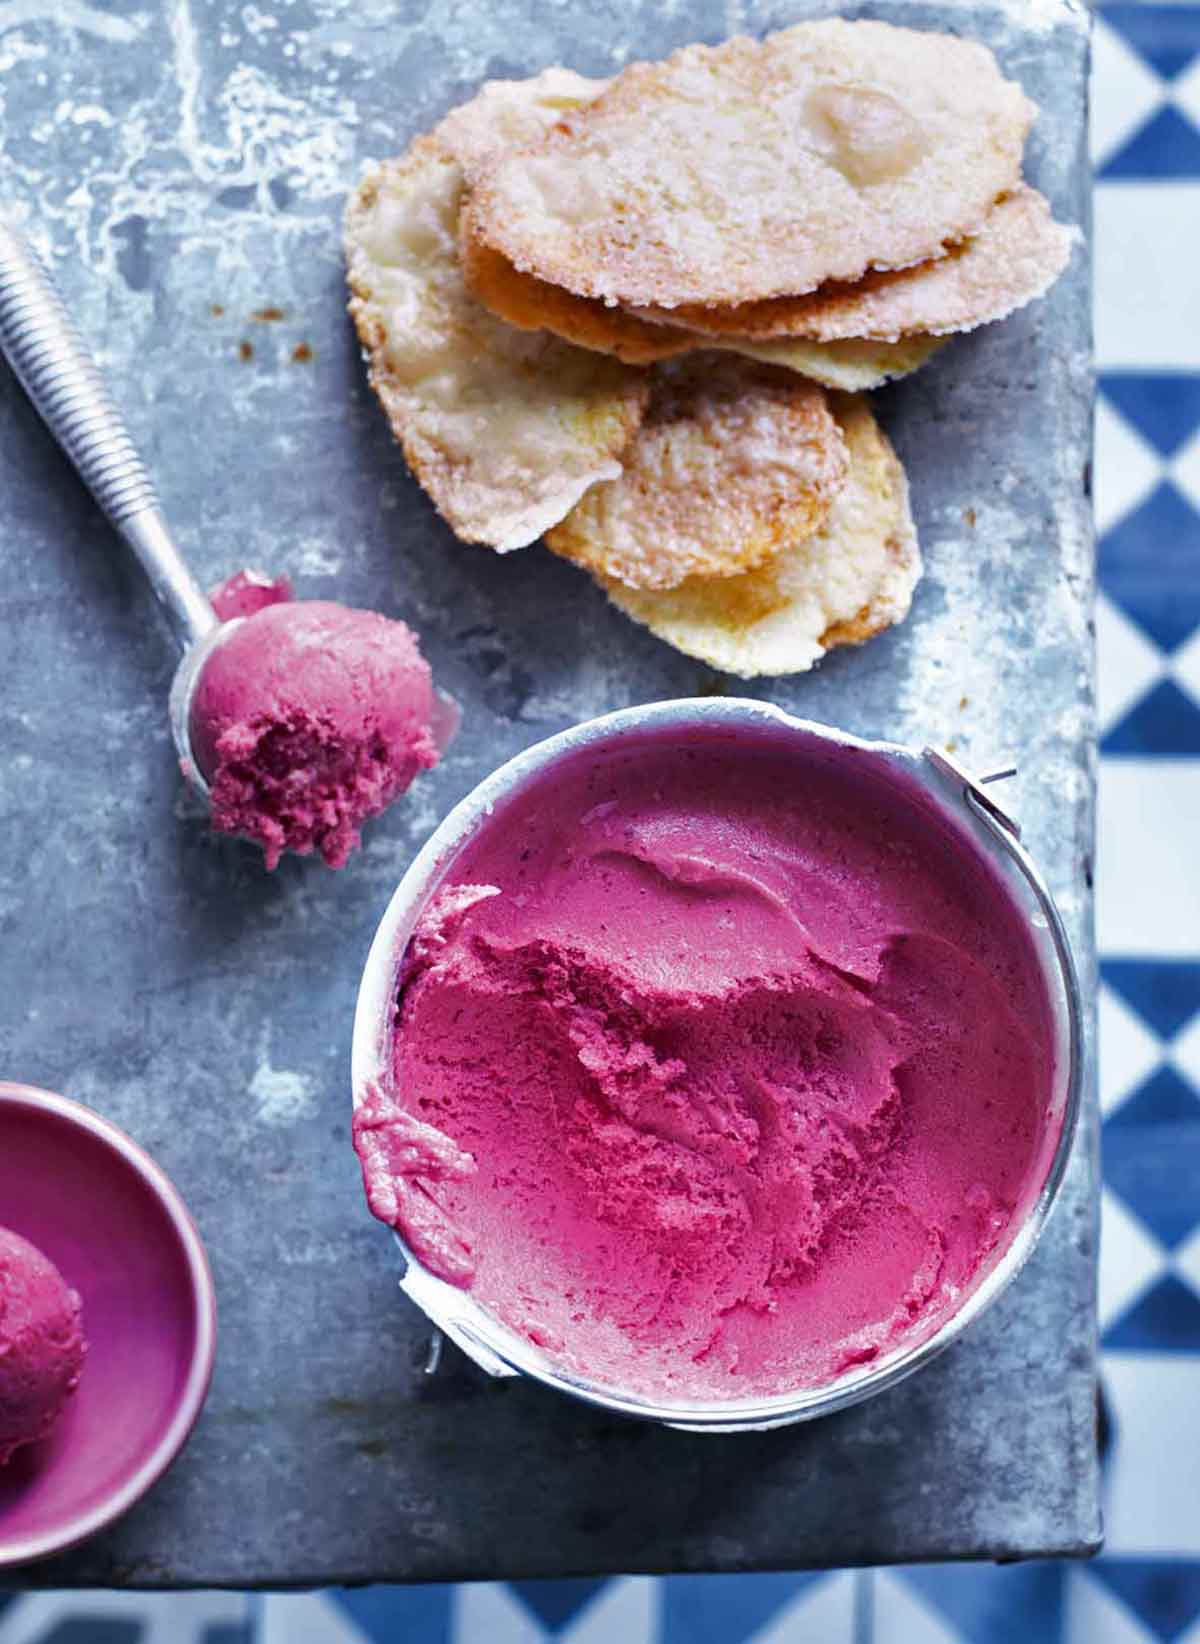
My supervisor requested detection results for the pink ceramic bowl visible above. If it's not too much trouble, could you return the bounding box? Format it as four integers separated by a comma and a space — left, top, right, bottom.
0, 1083, 216, 1569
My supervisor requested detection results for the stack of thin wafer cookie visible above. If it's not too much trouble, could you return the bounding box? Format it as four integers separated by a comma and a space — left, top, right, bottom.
345, 20, 1073, 677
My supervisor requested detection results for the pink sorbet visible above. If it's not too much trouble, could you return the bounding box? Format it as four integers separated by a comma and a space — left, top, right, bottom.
190, 600, 439, 871
0, 1226, 86, 1464
208, 567, 293, 622
354, 729, 1061, 1403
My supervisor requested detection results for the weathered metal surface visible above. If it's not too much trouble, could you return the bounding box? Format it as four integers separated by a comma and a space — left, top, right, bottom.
0, 0, 1096, 1584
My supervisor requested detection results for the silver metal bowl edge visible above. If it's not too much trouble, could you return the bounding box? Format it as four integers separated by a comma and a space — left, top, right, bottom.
350, 698, 1084, 1433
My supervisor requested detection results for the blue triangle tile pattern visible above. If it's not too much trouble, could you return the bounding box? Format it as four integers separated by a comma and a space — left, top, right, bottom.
1102, 679, 1200, 755
510, 1580, 611, 1633
1101, 961, 1200, 1041
1099, 105, 1200, 179
1092, 1559, 1200, 1640
1103, 1122, 1200, 1248
4, 6, 1200, 1644
900, 1562, 1065, 1644
334, 1585, 456, 1644
1106, 1064, 1200, 1126
1098, 483, 1200, 654
1101, 5, 1200, 80
1103, 1275, 1200, 1352
1100, 375, 1200, 460
660, 1573, 829, 1644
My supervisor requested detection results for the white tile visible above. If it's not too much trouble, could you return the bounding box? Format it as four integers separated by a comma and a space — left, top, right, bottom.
454, 1584, 546, 1644
1098, 763, 1200, 955
1171, 1010, 1200, 1092
1100, 1187, 1169, 1330
869, 1573, 962, 1644
1100, 1354, 1200, 1554
1096, 594, 1167, 737
261, 1595, 370, 1644
567, 1578, 656, 1644
752, 1571, 857, 1644
147, 1595, 256, 1643
1095, 396, 1165, 538
1099, 983, 1168, 1117
1066, 1567, 1158, 1644
1095, 187, 1200, 370
1091, 15, 1168, 169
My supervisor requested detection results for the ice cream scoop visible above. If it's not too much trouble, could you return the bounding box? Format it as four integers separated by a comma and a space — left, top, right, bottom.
0, 220, 452, 867
0, 1226, 86, 1465
191, 595, 442, 869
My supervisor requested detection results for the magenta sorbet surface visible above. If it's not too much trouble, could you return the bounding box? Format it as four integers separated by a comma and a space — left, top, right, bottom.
208, 568, 293, 622
0, 1226, 86, 1465
355, 730, 1059, 1402
190, 598, 439, 870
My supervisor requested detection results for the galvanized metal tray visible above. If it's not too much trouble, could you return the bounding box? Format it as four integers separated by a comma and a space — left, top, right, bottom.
0, 0, 1097, 1585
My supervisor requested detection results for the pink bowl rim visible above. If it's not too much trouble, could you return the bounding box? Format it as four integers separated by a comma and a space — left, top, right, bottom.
0, 1081, 218, 1570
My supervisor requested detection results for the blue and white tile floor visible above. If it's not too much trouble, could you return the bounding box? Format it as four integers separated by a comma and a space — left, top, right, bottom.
3, 5, 1199, 1639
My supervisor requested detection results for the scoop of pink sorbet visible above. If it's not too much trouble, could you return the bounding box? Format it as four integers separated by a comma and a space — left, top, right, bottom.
189, 600, 440, 870
0, 1227, 87, 1465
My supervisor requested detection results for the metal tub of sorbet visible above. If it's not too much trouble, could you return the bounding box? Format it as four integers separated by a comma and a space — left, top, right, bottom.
351, 698, 1083, 1433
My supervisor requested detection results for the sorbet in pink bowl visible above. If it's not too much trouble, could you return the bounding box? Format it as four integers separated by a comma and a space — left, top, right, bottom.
0, 1084, 215, 1568
0, 1228, 86, 1467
